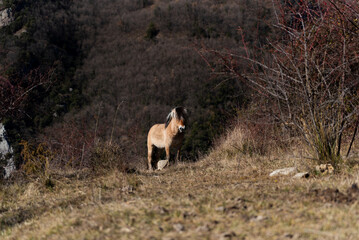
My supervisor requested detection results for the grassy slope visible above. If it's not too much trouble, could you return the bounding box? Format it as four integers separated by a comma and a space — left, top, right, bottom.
1, 128, 359, 239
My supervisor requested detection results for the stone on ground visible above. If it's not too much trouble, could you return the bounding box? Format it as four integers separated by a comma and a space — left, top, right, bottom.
157, 160, 169, 170
269, 167, 297, 177
293, 172, 310, 179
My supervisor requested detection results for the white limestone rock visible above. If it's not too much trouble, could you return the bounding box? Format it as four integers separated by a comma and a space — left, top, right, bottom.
0, 8, 13, 27
157, 160, 169, 170
269, 167, 297, 177
293, 172, 310, 179
0, 123, 14, 178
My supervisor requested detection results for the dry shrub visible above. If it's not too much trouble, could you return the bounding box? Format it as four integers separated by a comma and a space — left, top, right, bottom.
206, 0, 359, 166
206, 115, 295, 167
212, 124, 266, 161
87, 141, 126, 172
40, 120, 96, 169
19, 140, 52, 179
40, 119, 130, 173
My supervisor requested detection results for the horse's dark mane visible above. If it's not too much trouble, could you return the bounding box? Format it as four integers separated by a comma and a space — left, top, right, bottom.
165, 113, 172, 128
165, 107, 188, 128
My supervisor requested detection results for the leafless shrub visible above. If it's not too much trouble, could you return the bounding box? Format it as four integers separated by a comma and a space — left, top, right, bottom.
40, 119, 96, 169
202, 0, 359, 166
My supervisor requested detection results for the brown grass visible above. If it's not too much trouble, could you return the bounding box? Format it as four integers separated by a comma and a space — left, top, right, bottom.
1, 128, 359, 239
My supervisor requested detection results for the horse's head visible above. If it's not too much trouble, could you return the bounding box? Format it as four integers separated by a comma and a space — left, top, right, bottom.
165, 107, 188, 133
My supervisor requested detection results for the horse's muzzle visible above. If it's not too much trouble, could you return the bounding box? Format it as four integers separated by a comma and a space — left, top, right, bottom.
179, 126, 185, 132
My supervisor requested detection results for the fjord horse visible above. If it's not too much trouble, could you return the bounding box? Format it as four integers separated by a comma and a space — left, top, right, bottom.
147, 107, 188, 170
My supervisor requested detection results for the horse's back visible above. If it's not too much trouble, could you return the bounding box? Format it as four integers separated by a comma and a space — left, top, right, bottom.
148, 123, 166, 148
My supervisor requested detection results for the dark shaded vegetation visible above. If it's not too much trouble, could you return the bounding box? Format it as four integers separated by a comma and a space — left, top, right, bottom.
1, 0, 86, 168
1, 0, 274, 171
145, 22, 159, 40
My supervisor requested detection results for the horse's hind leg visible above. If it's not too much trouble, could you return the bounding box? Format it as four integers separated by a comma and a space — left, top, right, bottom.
165, 145, 170, 165
175, 148, 181, 165
147, 144, 154, 171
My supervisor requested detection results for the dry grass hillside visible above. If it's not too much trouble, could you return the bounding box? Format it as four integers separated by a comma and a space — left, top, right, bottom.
1, 127, 359, 240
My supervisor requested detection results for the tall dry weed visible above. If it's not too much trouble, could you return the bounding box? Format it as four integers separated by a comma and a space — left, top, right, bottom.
19, 140, 52, 179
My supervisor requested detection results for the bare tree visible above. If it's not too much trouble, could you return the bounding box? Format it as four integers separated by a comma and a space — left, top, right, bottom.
201, 0, 359, 165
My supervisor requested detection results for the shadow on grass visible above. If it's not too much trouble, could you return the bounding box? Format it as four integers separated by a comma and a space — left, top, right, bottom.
0, 194, 86, 231
0, 208, 40, 231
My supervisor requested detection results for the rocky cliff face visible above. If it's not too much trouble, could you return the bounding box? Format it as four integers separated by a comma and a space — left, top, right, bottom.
0, 1, 14, 178
0, 7, 13, 27
0, 124, 14, 178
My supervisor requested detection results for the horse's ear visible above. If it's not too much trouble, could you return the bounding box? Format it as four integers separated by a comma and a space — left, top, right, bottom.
165, 112, 172, 128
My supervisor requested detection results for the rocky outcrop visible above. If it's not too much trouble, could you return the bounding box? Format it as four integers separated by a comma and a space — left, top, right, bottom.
0, 8, 13, 27
0, 123, 14, 178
